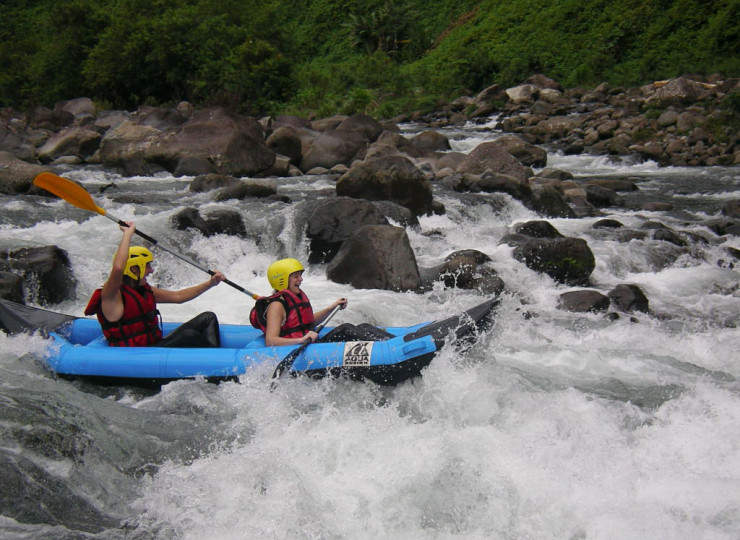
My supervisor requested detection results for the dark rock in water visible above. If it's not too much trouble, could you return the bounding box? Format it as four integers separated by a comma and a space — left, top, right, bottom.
0, 152, 55, 195
189, 173, 240, 193
171, 207, 207, 231
174, 155, 217, 176
721, 199, 740, 219
327, 225, 421, 291
371, 200, 419, 228
558, 290, 611, 313
514, 220, 564, 238
651, 228, 687, 246
586, 184, 625, 208
584, 179, 639, 192
445, 249, 492, 264
592, 219, 624, 229
532, 184, 577, 218
305, 197, 389, 264
457, 141, 532, 182
214, 179, 276, 201
608, 284, 650, 313
703, 219, 739, 236
0, 246, 76, 305
0, 271, 24, 303
489, 134, 547, 167
300, 129, 368, 172
203, 209, 246, 238
0, 449, 120, 533
266, 126, 303, 165
512, 237, 596, 285
336, 155, 433, 217
642, 202, 674, 211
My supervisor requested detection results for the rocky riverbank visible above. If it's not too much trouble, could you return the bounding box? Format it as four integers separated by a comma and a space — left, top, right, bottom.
1, 74, 738, 320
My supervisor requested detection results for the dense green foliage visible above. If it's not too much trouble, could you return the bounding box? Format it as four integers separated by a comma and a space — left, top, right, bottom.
1, 0, 738, 117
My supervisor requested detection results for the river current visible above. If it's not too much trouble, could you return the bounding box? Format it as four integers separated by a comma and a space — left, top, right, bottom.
1, 120, 738, 539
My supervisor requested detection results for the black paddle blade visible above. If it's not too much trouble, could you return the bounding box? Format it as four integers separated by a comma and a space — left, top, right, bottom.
403, 298, 499, 348
0, 298, 78, 337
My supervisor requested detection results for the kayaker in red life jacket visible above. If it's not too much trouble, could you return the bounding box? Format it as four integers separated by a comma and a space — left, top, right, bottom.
85, 221, 225, 348
250, 258, 347, 347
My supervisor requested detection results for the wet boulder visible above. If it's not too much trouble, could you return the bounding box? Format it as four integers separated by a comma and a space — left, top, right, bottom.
490, 134, 547, 167
336, 114, 384, 143
304, 197, 389, 264
507, 236, 596, 286
266, 126, 303, 165
202, 209, 247, 238
0, 152, 54, 195
423, 250, 505, 295
151, 108, 274, 177
189, 173, 241, 193
409, 131, 452, 153
326, 225, 421, 291
214, 179, 277, 201
0, 271, 24, 303
557, 290, 611, 313
336, 155, 433, 217
532, 184, 578, 218
171, 207, 207, 232
300, 129, 368, 172
608, 284, 650, 313
457, 141, 533, 183
0, 246, 76, 305
36, 127, 102, 164
513, 220, 564, 238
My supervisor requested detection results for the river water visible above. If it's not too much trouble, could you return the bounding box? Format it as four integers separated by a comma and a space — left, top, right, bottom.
1, 120, 738, 539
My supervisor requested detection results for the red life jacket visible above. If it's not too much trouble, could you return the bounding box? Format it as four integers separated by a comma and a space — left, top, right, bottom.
249, 289, 315, 338
84, 283, 163, 347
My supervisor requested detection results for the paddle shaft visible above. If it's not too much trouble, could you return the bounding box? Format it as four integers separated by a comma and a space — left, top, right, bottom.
33, 173, 259, 299
103, 211, 257, 298
271, 304, 343, 381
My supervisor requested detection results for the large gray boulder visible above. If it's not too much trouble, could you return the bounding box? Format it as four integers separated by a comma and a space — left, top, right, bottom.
489, 134, 547, 167
336, 155, 433, 216
299, 129, 368, 172
99, 108, 275, 177
37, 127, 102, 163
0, 152, 54, 195
151, 108, 274, 176
457, 141, 533, 182
0, 246, 76, 305
504, 235, 596, 286
304, 197, 389, 263
326, 225, 421, 291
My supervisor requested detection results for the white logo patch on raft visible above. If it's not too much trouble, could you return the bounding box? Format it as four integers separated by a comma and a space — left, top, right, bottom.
342, 341, 373, 367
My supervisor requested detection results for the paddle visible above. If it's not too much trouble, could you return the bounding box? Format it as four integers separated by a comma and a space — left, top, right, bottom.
33, 172, 260, 299
270, 304, 342, 385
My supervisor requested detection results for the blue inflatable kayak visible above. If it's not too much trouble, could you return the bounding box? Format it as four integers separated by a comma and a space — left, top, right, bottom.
1, 298, 497, 387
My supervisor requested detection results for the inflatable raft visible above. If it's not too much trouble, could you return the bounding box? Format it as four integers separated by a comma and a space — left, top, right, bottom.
0, 298, 497, 387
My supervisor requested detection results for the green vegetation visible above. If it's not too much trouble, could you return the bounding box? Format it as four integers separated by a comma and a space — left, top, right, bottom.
1, 0, 738, 118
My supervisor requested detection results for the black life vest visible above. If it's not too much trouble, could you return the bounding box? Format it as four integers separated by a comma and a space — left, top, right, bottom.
84, 283, 163, 346
249, 289, 315, 338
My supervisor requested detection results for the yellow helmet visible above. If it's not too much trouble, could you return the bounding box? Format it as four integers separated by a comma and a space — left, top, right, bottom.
267, 258, 304, 290
123, 246, 153, 280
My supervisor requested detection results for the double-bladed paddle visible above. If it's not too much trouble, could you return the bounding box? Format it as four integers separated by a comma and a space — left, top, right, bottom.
33, 172, 260, 299
270, 303, 342, 387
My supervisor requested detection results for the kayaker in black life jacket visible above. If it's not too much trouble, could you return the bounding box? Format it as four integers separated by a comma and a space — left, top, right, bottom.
85, 221, 225, 348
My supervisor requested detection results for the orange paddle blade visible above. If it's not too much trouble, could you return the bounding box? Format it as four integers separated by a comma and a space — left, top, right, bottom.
33, 173, 107, 216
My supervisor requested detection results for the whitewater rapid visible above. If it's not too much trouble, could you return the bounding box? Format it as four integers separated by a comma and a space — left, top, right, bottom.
0, 128, 738, 539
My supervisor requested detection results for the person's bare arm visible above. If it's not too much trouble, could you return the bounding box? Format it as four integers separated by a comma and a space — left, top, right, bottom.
153, 271, 225, 304
100, 222, 136, 321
